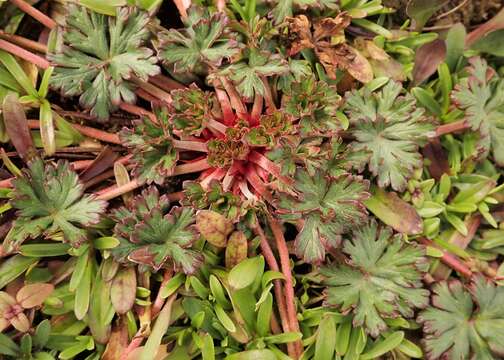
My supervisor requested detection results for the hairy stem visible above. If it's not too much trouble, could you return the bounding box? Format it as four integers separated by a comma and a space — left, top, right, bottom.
173, 158, 211, 176
131, 76, 172, 104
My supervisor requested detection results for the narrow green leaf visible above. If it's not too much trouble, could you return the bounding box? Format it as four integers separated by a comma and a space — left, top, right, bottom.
214, 303, 236, 333
160, 273, 185, 299
228, 256, 264, 290
360, 331, 404, 359
314, 315, 336, 360
0, 255, 37, 289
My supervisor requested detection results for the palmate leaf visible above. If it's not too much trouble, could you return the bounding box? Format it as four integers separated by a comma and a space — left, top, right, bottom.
5, 159, 106, 250
111, 187, 203, 274
321, 220, 429, 337
345, 80, 435, 191
120, 108, 177, 184
282, 76, 342, 136
418, 277, 504, 360
452, 57, 504, 166
277, 169, 369, 264
215, 49, 289, 101
159, 6, 241, 74
49, 5, 159, 120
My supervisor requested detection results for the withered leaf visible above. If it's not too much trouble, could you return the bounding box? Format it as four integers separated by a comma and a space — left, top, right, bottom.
196, 210, 233, 247
225, 231, 248, 269
111, 267, 137, 315
412, 39, 446, 85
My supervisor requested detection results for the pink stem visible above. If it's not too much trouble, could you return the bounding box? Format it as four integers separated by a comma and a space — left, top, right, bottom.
214, 87, 234, 126
261, 76, 276, 111
200, 168, 226, 189
206, 118, 228, 134
244, 165, 273, 203
130, 76, 172, 104
95, 179, 141, 201
435, 120, 470, 137
0, 39, 49, 69
27, 120, 121, 144
249, 151, 294, 186
268, 216, 302, 358
10, 0, 56, 29
0, 31, 47, 53
220, 77, 247, 115
418, 238, 473, 279
250, 94, 263, 126
172, 158, 211, 176
172, 139, 208, 152
149, 74, 185, 91
119, 102, 157, 123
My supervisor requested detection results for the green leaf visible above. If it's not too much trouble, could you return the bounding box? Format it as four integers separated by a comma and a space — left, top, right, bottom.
397, 339, 423, 358
406, 0, 449, 29
19, 243, 71, 257
471, 29, 504, 56
159, 6, 241, 75
39, 99, 55, 156
111, 187, 203, 274
214, 303, 236, 333
445, 23, 466, 70
48, 6, 159, 120
225, 349, 277, 360
228, 256, 264, 290
0, 255, 38, 289
419, 277, 504, 359
278, 169, 369, 264
364, 187, 423, 234
360, 331, 404, 359
452, 57, 504, 166
0, 333, 20, 356
0, 50, 38, 97
74, 256, 92, 320
216, 49, 288, 101
256, 292, 273, 337
88, 265, 114, 343
314, 315, 336, 360
321, 220, 429, 337
140, 296, 175, 360
120, 108, 177, 184
5, 159, 106, 250
345, 80, 435, 191
160, 273, 185, 299
33, 320, 51, 348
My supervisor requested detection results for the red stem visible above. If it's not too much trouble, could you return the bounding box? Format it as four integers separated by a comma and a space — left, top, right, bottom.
214, 87, 234, 126
149, 74, 185, 92
130, 76, 172, 104
119, 102, 157, 123
206, 118, 228, 134
435, 120, 470, 137
250, 94, 263, 126
200, 168, 226, 189
268, 216, 302, 359
261, 76, 276, 111
10, 0, 56, 29
244, 165, 273, 203
151, 269, 173, 319
251, 217, 296, 359
0, 31, 47, 53
418, 238, 473, 279
172, 139, 208, 152
249, 151, 294, 186
0, 39, 49, 69
27, 120, 121, 144
220, 77, 247, 116
172, 158, 211, 176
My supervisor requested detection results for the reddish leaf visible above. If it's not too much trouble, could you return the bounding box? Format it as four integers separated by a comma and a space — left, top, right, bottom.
111, 267, 137, 315
1, 93, 36, 163
80, 146, 119, 183
196, 210, 233, 247
413, 39, 446, 85
225, 231, 248, 269
423, 139, 450, 180
466, 8, 504, 46
16, 283, 54, 308
102, 318, 129, 360
364, 187, 423, 235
